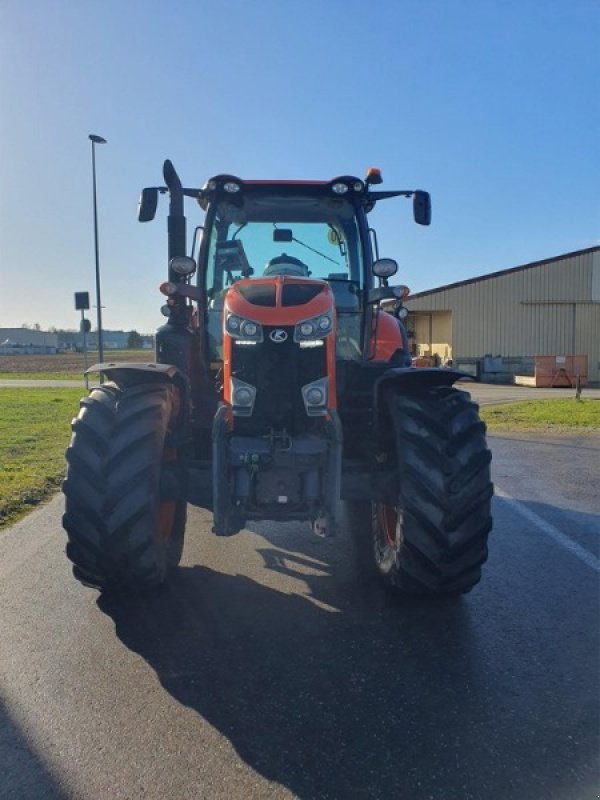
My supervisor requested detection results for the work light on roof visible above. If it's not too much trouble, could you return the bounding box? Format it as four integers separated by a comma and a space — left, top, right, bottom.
224, 181, 241, 193
332, 182, 349, 195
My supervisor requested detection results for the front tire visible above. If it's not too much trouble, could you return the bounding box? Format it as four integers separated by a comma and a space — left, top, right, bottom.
351, 386, 493, 595
62, 382, 186, 590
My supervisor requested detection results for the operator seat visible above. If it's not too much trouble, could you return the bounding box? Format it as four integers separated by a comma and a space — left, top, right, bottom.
263, 254, 310, 277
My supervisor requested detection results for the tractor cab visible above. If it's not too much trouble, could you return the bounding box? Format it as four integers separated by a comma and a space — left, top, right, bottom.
199, 176, 369, 366
193, 173, 429, 367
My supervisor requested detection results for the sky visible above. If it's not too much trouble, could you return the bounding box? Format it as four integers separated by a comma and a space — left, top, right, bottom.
1, 0, 598, 334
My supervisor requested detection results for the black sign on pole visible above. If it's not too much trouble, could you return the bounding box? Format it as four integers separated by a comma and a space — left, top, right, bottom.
74, 292, 90, 310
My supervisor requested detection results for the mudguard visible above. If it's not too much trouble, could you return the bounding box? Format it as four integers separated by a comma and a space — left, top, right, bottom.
85, 361, 186, 389
374, 366, 474, 426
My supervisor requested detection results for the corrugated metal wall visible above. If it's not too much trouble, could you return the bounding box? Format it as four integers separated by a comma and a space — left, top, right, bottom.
404, 248, 600, 382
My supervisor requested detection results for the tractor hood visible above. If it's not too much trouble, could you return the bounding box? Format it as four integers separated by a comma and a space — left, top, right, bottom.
224, 277, 334, 327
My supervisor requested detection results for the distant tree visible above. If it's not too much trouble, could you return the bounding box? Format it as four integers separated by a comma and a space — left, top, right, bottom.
34, 323, 41, 330
127, 330, 143, 349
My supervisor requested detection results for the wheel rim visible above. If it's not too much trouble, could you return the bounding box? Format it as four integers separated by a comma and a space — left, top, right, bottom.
380, 505, 397, 547
373, 503, 398, 571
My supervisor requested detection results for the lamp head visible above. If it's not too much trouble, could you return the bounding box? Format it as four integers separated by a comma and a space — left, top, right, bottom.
89, 134, 107, 144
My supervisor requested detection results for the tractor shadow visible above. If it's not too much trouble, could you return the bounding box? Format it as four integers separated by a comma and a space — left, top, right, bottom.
96, 508, 598, 800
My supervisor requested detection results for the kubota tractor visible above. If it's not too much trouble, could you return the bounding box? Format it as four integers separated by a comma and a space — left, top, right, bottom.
62, 161, 493, 595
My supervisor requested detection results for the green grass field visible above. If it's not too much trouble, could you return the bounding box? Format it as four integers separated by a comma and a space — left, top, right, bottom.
0, 388, 83, 528
480, 398, 600, 432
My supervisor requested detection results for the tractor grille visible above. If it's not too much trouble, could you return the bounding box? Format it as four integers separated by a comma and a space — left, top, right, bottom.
231, 325, 327, 434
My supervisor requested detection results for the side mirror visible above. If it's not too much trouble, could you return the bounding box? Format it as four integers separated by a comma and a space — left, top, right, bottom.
372, 258, 398, 279
413, 190, 431, 226
138, 187, 158, 222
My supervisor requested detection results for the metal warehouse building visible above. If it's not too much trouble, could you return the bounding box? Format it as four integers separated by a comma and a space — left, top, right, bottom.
404, 246, 600, 385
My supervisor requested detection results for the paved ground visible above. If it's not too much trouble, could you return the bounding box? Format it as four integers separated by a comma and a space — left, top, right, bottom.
0, 432, 598, 799
0, 379, 85, 387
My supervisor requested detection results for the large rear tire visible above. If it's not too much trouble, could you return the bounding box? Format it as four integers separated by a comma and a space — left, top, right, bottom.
62, 382, 186, 590
351, 385, 493, 595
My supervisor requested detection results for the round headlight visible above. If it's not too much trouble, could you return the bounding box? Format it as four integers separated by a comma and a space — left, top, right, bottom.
397, 306, 409, 320
241, 321, 258, 336
160, 304, 171, 317
318, 315, 331, 331
224, 182, 240, 193
227, 315, 241, 331
300, 322, 314, 336
170, 256, 197, 276
233, 387, 253, 406
353, 181, 363, 192
305, 387, 325, 405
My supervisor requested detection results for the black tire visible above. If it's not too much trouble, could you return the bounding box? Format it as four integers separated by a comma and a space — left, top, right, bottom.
350, 385, 493, 595
62, 382, 187, 590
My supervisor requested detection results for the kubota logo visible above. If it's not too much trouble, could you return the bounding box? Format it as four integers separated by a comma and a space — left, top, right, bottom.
269, 329, 288, 343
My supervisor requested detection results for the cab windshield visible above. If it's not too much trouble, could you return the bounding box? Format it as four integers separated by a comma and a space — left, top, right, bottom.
203, 193, 364, 293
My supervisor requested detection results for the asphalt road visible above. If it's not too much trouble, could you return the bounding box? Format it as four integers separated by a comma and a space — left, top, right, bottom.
1, 431, 599, 798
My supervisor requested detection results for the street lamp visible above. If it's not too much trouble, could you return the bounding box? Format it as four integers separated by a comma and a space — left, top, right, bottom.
89, 133, 107, 364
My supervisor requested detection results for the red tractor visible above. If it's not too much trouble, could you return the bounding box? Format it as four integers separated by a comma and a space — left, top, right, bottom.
62, 162, 492, 595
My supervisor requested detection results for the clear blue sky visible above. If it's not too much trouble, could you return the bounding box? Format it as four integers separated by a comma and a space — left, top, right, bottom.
1, 0, 598, 334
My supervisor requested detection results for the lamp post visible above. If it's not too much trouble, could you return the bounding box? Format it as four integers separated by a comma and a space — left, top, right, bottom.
89, 134, 107, 364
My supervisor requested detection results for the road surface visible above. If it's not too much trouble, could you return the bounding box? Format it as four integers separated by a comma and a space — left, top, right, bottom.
0, 431, 598, 799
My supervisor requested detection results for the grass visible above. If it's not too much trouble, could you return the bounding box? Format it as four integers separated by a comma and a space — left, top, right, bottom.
0, 387, 84, 528
480, 398, 600, 432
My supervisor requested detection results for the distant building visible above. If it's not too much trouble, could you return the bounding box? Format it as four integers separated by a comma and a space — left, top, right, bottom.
85, 330, 129, 350
403, 246, 600, 384
57, 330, 155, 351
0, 328, 58, 354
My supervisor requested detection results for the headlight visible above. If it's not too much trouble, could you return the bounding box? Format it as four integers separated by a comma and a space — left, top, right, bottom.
294, 310, 333, 342
231, 377, 256, 416
226, 313, 263, 342
332, 182, 349, 194
301, 377, 328, 416
169, 256, 197, 277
